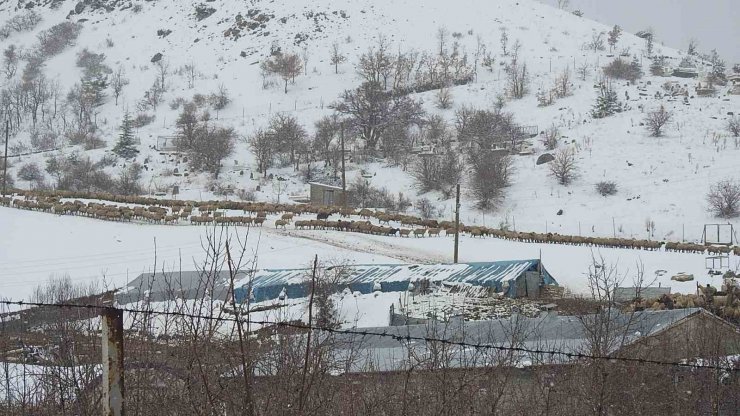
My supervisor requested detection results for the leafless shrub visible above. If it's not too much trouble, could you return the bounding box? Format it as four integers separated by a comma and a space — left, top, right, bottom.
53, 153, 115, 191
416, 197, 438, 219
169, 97, 186, 110
586, 31, 606, 51
554, 66, 572, 98
236, 188, 256, 201
436, 86, 453, 109
603, 57, 642, 81
132, 113, 155, 128
29, 129, 59, 152
17, 162, 43, 183
67, 130, 105, 150
37, 22, 82, 57
0, 10, 42, 39
208, 84, 230, 113
707, 179, 740, 218
411, 153, 463, 197
116, 162, 143, 195
469, 152, 513, 210
727, 116, 740, 137
595, 180, 618, 196
549, 147, 578, 185
541, 125, 559, 150
644, 105, 672, 137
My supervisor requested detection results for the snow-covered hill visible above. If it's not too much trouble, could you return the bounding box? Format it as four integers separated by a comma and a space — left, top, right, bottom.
1, 0, 738, 243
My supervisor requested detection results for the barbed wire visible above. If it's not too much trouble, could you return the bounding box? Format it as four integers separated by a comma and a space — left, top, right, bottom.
0, 299, 737, 372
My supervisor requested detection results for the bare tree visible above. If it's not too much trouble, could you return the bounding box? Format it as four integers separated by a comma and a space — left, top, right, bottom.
301, 46, 310, 76
329, 42, 346, 74
436, 86, 453, 109
727, 116, 740, 137
577, 61, 590, 81
436, 26, 449, 55
557, 0, 570, 9
554, 66, 572, 98
17, 162, 43, 184
209, 84, 230, 118
542, 125, 559, 150
607, 25, 622, 53
267, 113, 307, 169
264, 52, 303, 93
3, 44, 18, 78
110, 66, 129, 106
331, 81, 424, 154
184, 62, 198, 89
549, 147, 578, 185
248, 128, 275, 178
187, 123, 235, 178
500, 29, 509, 56
588, 31, 606, 52
707, 179, 740, 218
469, 151, 513, 209
155, 60, 169, 93
644, 105, 672, 137
506, 57, 529, 99
356, 37, 394, 90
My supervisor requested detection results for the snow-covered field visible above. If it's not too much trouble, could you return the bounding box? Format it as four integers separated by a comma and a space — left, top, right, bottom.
2, 206, 735, 305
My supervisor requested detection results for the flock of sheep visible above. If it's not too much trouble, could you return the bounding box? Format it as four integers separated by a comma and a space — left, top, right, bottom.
3, 190, 740, 258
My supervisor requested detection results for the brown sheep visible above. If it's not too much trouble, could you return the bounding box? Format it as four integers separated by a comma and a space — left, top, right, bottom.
428, 228, 441, 237
413, 229, 426, 237
275, 219, 288, 229
281, 213, 294, 222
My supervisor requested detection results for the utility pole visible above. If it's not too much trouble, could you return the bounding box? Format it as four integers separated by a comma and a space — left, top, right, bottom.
2, 121, 8, 196
102, 307, 125, 416
454, 184, 460, 263
340, 122, 347, 208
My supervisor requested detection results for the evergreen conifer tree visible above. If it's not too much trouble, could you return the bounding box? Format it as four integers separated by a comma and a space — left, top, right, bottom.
629, 56, 643, 80
650, 56, 666, 76
113, 112, 139, 159
591, 82, 622, 119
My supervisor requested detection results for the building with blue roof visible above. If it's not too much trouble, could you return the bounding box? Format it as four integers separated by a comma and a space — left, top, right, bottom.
233, 260, 558, 303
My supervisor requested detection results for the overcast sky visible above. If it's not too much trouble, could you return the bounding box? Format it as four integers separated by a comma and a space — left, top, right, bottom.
540, 0, 739, 63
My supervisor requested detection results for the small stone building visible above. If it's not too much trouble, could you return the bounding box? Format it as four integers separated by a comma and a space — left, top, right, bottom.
309, 182, 348, 207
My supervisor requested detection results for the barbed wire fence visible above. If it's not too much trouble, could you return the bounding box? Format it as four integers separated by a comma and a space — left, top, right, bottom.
1, 299, 737, 372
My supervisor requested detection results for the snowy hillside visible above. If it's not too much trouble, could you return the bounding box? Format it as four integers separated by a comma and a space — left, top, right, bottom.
1, 0, 739, 293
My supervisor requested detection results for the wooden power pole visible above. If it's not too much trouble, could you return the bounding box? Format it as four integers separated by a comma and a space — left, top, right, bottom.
102, 307, 125, 416
340, 122, 347, 208
454, 183, 460, 263
2, 121, 8, 197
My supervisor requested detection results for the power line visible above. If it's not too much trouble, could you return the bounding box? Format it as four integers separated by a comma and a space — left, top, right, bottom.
0, 299, 736, 373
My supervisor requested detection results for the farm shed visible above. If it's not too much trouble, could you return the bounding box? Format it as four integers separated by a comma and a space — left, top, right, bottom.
233, 260, 558, 303
614, 286, 671, 302
318, 308, 740, 373
308, 182, 348, 207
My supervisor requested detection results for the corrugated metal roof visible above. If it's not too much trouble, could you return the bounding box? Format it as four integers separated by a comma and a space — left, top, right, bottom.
237, 260, 553, 290
313, 308, 704, 373
123, 260, 558, 304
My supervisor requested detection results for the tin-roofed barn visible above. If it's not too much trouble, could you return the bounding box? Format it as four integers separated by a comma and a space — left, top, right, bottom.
120, 260, 559, 305
234, 260, 558, 303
